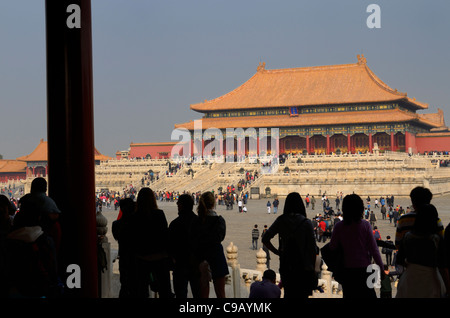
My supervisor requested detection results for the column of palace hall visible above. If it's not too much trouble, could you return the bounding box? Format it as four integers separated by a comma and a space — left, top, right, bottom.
174, 55, 450, 156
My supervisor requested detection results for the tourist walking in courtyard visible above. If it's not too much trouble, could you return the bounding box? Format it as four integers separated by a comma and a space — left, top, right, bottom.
311, 196, 316, 210
252, 225, 259, 250
369, 210, 377, 228
273, 198, 279, 214
262, 192, 318, 298
266, 201, 271, 214
381, 235, 395, 266
328, 194, 385, 298
381, 204, 386, 220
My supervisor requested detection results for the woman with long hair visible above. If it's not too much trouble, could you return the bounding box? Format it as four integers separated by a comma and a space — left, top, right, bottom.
262, 192, 318, 298
191, 191, 229, 298
329, 194, 385, 298
130, 187, 173, 298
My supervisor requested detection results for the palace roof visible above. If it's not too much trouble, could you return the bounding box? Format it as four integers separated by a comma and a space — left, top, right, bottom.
16, 139, 48, 162
0, 160, 27, 173
190, 55, 428, 112
16, 139, 112, 162
174, 108, 441, 131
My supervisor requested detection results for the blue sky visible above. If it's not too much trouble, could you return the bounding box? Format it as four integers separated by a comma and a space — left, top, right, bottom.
1, 1, 449, 159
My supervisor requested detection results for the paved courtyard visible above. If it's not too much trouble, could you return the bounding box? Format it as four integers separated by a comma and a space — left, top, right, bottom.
102, 192, 450, 297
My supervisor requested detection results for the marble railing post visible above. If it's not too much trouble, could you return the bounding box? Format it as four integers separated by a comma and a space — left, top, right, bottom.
226, 242, 241, 298
96, 210, 111, 298
256, 248, 267, 272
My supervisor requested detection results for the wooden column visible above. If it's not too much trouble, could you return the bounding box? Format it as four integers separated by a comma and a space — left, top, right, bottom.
326, 134, 330, 155
390, 132, 395, 151
369, 133, 373, 153
45, 0, 98, 297
306, 135, 310, 155
347, 134, 351, 153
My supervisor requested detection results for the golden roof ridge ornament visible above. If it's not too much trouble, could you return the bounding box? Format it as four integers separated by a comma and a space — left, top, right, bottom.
357, 54, 367, 65
257, 61, 266, 72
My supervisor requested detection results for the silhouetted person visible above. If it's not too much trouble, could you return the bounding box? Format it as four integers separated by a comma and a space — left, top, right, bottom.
0, 195, 14, 297
444, 223, 450, 297
129, 187, 173, 298
396, 204, 446, 298
396, 186, 444, 249
168, 194, 200, 298
262, 192, 318, 298
328, 194, 384, 298
112, 198, 135, 298
29, 177, 62, 255
249, 269, 281, 298
4, 194, 58, 298
191, 191, 229, 298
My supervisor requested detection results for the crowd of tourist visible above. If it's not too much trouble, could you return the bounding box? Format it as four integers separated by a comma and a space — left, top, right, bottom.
1, 174, 449, 299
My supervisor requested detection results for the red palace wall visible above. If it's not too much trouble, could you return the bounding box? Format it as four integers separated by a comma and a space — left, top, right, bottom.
0, 172, 26, 183
415, 135, 450, 153
129, 142, 178, 159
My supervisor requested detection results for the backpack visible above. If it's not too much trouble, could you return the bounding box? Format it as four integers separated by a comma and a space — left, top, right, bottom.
6, 234, 58, 297
373, 230, 381, 240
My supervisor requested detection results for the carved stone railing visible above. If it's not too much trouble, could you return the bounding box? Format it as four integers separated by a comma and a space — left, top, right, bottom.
223, 242, 342, 298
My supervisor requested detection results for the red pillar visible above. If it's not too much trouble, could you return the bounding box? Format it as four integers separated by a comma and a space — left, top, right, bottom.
405, 131, 416, 154
369, 133, 373, 153
347, 134, 351, 153
326, 134, 330, 154
306, 135, 310, 155
390, 132, 395, 151
45, 0, 98, 297
405, 132, 410, 153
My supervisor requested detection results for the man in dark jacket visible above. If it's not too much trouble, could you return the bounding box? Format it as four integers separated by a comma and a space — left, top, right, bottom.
168, 194, 200, 298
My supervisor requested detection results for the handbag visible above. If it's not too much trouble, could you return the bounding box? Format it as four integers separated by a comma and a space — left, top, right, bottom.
320, 242, 344, 283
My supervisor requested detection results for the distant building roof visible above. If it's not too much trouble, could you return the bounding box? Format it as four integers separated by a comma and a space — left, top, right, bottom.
16, 139, 48, 162
130, 142, 178, 147
189, 55, 428, 112
16, 139, 112, 162
0, 160, 27, 173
